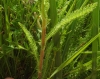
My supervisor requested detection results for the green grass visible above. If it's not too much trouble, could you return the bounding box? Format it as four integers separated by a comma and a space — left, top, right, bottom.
0, 0, 100, 79
92, 0, 99, 79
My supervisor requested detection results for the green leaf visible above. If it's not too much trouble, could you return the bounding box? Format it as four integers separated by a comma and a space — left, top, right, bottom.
46, 2, 97, 41
48, 33, 100, 79
18, 22, 39, 64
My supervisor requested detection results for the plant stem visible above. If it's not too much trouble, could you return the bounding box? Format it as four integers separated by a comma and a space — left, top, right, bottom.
92, 0, 99, 79
0, 9, 2, 46
3, 0, 10, 40
49, 0, 62, 79
38, 0, 46, 79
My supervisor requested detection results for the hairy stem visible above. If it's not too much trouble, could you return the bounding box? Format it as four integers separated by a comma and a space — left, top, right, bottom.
38, 0, 47, 79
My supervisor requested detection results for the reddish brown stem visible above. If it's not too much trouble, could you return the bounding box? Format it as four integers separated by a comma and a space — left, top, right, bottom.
38, 18, 46, 79
38, 0, 47, 78
38, 49, 44, 79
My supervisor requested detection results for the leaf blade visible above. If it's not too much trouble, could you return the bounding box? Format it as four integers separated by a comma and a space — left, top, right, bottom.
48, 33, 100, 79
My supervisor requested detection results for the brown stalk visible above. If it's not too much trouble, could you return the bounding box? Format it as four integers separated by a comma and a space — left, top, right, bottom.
38, 19, 46, 79
38, 0, 47, 78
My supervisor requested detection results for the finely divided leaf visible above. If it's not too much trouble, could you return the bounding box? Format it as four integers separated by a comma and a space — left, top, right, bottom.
18, 22, 39, 63
46, 2, 97, 41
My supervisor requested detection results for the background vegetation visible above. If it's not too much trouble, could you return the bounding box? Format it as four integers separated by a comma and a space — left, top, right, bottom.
0, 0, 100, 79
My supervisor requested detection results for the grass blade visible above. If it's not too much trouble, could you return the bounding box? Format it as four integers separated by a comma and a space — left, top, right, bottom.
92, 0, 99, 79
48, 33, 100, 79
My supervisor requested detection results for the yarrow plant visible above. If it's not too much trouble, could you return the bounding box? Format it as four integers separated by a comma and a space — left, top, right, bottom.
0, 0, 100, 79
